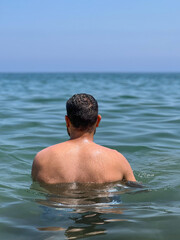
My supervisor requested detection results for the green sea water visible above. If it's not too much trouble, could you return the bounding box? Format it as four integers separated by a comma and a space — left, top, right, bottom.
0, 73, 180, 239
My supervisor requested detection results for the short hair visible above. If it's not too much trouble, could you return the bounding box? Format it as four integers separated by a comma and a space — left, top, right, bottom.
66, 93, 98, 131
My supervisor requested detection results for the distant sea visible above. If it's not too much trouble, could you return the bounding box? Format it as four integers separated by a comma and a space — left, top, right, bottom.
0, 73, 180, 240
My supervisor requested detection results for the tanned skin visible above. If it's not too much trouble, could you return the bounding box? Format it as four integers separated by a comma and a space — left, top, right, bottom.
31, 115, 136, 184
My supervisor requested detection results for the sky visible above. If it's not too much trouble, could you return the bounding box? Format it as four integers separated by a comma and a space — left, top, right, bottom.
0, 0, 180, 72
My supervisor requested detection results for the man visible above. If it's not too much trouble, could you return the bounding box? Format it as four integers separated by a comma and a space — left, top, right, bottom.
32, 93, 136, 184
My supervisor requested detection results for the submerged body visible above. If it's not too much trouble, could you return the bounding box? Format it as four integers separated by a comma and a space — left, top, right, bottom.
32, 134, 136, 184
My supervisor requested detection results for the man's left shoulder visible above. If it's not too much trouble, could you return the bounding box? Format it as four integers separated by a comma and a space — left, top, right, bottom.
31, 146, 53, 181
34, 146, 51, 162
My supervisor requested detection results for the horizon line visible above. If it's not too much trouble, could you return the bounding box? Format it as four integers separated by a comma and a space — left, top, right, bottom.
0, 71, 180, 74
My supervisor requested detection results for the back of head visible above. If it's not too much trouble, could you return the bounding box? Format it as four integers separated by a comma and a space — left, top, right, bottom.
66, 93, 98, 131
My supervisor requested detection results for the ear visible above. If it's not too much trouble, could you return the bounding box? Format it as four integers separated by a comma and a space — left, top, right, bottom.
65, 115, 70, 127
96, 114, 101, 127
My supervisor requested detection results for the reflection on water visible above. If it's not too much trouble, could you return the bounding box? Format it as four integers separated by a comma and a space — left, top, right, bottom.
31, 181, 144, 239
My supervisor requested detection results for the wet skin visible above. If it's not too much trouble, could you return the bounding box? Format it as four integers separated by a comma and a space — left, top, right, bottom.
32, 115, 136, 184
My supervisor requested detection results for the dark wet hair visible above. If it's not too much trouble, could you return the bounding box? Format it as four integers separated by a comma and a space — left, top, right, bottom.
66, 93, 98, 131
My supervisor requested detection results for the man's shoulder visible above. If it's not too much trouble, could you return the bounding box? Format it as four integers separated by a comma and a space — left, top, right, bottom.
96, 144, 124, 156
32, 143, 66, 182
35, 142, 69, 157
34, 145, 53, 161
32, 147, 50, 172
33, 141, 71, 166
94, 144, 127, 163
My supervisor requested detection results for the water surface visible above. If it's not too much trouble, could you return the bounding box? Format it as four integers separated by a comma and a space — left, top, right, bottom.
0, 73, 180, 239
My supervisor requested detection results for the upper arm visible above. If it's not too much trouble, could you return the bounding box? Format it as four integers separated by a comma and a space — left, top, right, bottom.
123, 162, 136, 181
116, 152, 136, 182
31, 153, 42, 181
122, 157, 136, 181
31, 148, 54, 183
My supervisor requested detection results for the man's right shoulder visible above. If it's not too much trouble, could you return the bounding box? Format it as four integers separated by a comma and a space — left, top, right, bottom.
98, 145, 124, 158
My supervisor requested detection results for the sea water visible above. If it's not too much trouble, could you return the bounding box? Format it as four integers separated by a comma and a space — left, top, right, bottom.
0, 73, 180, 239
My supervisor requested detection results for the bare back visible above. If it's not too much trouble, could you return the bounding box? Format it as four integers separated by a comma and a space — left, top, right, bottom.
32, 139, 136, 184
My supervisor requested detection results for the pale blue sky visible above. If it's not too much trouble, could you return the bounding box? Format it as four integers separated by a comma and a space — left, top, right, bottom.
0, 0, 180, 72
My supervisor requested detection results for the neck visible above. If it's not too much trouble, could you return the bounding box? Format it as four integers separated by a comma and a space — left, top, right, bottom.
69, 130, 95, 141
